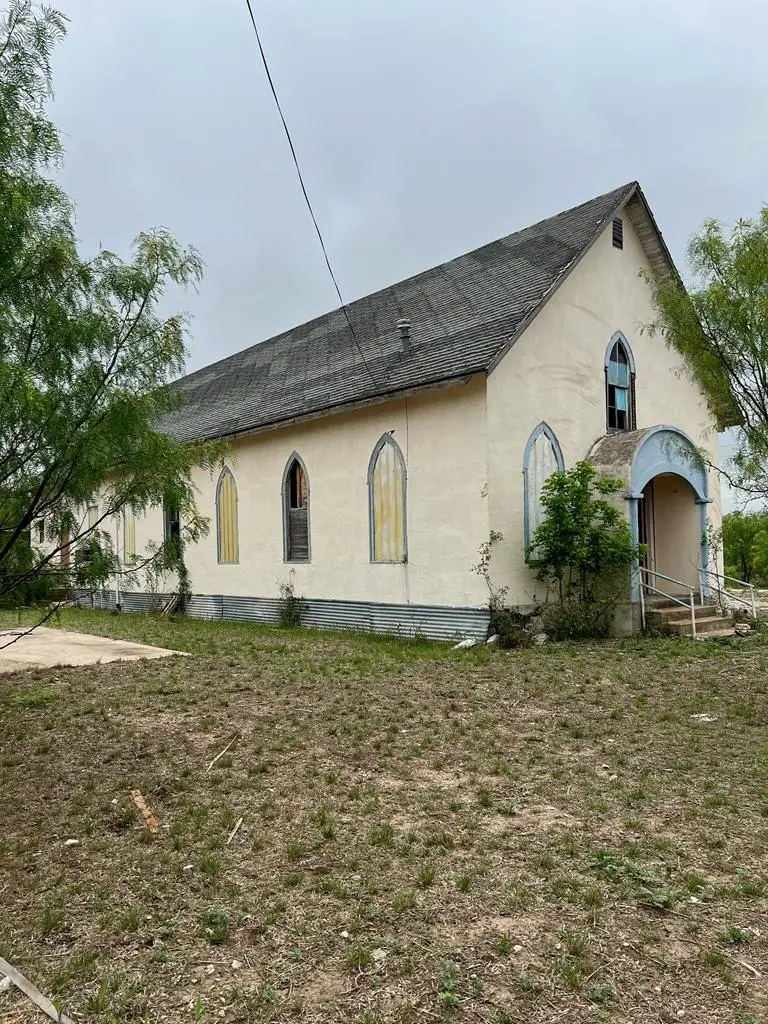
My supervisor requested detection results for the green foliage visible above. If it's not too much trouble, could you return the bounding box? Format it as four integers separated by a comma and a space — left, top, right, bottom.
543, 602, 613, 641
472, 531, 535, 647
278, 580, 305, 628
197, 908, 230, 945
0, 3, 225, 607
646, 210, 768, 500
529, 462, 639, 636
436, 960, 460, 1007
722, 511, 768, 584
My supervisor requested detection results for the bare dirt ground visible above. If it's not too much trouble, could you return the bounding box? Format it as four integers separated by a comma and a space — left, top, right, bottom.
0, 610, 766, 1023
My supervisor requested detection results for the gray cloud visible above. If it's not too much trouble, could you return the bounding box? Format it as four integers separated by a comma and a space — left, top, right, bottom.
51, 0, 768, 378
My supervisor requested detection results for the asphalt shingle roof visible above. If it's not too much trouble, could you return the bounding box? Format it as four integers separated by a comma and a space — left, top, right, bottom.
164, 182, 639, 442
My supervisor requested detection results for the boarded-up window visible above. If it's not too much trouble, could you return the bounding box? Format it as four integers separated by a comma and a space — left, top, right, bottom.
524, 423, 564, 560
216, 468, 239, 564
284, 456, 309, 562
123, 507, 136, 563
164, 505, 181, 543
60, 530, 70, 567
87, 503, 98, 531
369, 435, 406, 562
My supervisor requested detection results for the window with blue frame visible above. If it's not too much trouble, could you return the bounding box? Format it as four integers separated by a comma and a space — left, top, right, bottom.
606, 338, 635, 431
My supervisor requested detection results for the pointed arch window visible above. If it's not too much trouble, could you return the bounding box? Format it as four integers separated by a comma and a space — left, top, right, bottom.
605, 333, 636, 431
283, 454, 310, 562
123, 506, 136, 564
216, 468, 239, 564
368, 434, 407, 563
523, 422, 564, 560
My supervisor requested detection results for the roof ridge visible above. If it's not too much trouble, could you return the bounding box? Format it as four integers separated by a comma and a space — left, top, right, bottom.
177, 181, 640, 386
164, 180, 647, 442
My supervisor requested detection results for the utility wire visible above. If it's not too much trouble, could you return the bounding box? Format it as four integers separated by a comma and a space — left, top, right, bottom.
243, 0, 377, 385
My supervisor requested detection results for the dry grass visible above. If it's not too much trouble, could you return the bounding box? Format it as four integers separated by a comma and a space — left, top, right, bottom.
1, 609, 767, 1023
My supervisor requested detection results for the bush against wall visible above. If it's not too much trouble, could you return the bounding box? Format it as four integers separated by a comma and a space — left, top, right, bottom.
529, 462, 640, 638
278, 580, 306, 629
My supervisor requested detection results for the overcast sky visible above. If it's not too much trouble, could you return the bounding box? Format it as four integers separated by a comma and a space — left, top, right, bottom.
49, 0, 766, 507
49, 0, 768, 364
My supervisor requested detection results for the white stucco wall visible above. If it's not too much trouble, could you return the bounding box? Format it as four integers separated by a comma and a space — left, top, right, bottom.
105, 377, 490, 609
486, 208, 722, 604
651, 474, 702, 591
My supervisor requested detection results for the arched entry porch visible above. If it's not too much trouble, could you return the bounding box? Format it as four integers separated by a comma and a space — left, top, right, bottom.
589, 426, 711, 605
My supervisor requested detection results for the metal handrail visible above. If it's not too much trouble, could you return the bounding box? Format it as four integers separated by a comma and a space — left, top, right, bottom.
699, 567, 757, 619
641, 567, 695, 588
638, 565, 696, 639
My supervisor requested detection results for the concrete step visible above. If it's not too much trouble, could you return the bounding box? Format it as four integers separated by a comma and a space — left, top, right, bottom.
647, 603, 717, 624
665, 614, 735, 636
695, 627, 738, 640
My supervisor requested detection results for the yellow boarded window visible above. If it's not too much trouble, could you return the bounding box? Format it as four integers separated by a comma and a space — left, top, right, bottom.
123, 507, 136, 563
216, 468, 239, 564
369, 435, 406, 562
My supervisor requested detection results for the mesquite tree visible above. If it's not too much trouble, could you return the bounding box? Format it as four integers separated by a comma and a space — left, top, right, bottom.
646, 210, 768, 502
0, 2, 223, 605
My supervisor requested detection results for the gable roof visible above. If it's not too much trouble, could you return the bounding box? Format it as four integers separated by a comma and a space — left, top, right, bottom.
164, 181, 671, 443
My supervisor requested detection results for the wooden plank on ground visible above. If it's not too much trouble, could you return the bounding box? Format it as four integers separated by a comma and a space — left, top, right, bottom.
0, 956, 75, 1024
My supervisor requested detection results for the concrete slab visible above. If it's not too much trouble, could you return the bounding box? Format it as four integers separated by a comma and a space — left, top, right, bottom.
0, 627, 186, 674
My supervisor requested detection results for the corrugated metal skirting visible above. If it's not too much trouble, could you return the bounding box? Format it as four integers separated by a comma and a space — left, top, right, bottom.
75, 590, 171, 614
76, 590, 489, 642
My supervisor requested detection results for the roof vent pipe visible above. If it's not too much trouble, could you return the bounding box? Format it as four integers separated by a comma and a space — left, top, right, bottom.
397, 317, 411, 351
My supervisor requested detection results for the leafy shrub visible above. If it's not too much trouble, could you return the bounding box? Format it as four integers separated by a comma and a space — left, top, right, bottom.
278, 580, 305, 628
489, 606, 534, 648
530, 462, 640, 639
543, 601, 614, 641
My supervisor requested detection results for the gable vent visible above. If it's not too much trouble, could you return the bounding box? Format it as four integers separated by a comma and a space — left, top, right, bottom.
612, 217, 624, 250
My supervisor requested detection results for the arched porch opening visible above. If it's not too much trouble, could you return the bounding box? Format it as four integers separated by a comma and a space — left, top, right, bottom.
638, 474, 702, 593
589, 425, 711, 605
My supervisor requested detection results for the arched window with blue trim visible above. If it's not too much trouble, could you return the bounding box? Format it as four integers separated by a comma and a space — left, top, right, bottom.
523, 423, 564, 560
605, 332, 636, 431
368, 434, 407, 563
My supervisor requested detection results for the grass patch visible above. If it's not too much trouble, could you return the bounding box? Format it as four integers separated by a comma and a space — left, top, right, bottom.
0, 608, 767, 1022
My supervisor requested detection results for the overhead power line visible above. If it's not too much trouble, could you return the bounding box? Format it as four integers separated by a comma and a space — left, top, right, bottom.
242, 0, 377, 385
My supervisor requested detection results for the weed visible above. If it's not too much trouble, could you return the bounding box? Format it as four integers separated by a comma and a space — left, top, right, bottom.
558, 928, 590, 958
199, 854, 221, 877
702, 947, 728, 967
456, 873, 472, 893
476, 786, 493, 809
393, 889, 417, 914
9, 686, 56, 709
505, 882, 532, 910
285, 840, 308, 862
116, 905, 141, 933
721, 925, 751, 945
417, 862, 436, 888
587, 983, 616, 1004
278, 581, 305, 628
198, 908, 230, 944
493, 933, 511, 955
38, 904, 64, 936
437, 960, 460, 1007
515, 973, 542, 996
370, 823, 395, 847
345, 943, 373, 972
